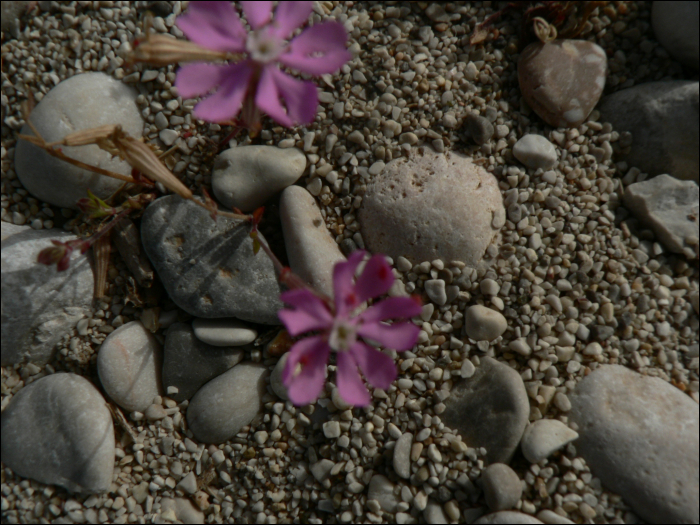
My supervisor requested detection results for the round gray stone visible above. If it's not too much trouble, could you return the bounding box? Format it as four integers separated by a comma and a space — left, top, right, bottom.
1, 373, 114, 493
465, 112, 495, 145
192, 318, 257, 347
521, 419, 579, 464
393, 432, 413, 479
463, 305, 507, 342
482, 463, 523, 511
15, 72, 143, 209
513, 135, 558, 170
652, 1, 699, 70
570, 364, 699, 524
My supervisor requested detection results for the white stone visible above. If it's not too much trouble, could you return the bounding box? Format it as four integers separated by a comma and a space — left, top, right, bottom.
393, 433, 413, 479
425, 279, 447, 305
463, 305, 507, 342
521, 419, 579, 464
192, 318, 257, 347
513, 135, 558, 170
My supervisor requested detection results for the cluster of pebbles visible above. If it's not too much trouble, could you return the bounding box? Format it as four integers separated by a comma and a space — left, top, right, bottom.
1, 2, 699, 525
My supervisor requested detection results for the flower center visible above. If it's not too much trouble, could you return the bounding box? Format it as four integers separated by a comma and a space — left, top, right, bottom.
246, 27, 283, 63
328, 319, 357, 353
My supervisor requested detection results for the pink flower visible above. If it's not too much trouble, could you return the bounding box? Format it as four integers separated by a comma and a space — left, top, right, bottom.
174, 1, 351, 129
278, 251, 422, 407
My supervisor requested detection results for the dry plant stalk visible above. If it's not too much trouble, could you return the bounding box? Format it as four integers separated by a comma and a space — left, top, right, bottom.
107, 401, 139, 443
93, 231, 111, 299
112, 218, 154, 288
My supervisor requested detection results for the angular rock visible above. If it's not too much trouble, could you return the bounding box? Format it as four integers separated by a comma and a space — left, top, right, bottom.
598, 81, 698, 181
192, 318, 257, 347
442, 357, 529, 464
1, 228, 94, 366
513, 135, 558, 170
521, 419, 579, 464
482, 463, 523, 511
159, 498, 204, 524
463, 305, 507, 342
141, 195, 283, 324
519, 40, 607, 128
367, 474, 400, 513
624, 174, 699, 258
359, 147, 503, 267
212, 146, 306, 213
16, 72, 143, 209
1, 373, 114, 493
474, 511, 543, 524
187, 363, 268, 443
98, 321, 163, 413
280, 185, 345, 298
162, 323, 245, 403
424, 501, 448, 524
652, 1, 699, 70
393, 432, 413, 479
570, 365, 699, 524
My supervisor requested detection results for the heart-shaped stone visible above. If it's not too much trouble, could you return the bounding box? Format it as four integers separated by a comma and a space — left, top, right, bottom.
518, 39, 607, 128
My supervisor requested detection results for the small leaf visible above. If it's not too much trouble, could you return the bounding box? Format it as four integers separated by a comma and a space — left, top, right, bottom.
252, 206, 265, 228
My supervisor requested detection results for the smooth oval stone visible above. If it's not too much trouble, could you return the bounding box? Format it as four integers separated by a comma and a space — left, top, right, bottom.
192, 318, 257, 346
465, 112, 495, 145
482, 463, 523, 511
513, 134, 558, 170
15, 72, 143, 209
359, 146, 503, 268
97, 321, 163, 413
521, 419, 579, 464
187, 363, 268, 444
269, 352, 290, 401
570, 365, 699, 524
519, 40, 607, 128
474, 511, 543, 524
652, 1, 699, 70
140, 195, 283, 324
1, 373, 114, 493
463, 305, 507, 342
212, 146, 306, 213
1, 228, 94, 366
393, 432, 413, 479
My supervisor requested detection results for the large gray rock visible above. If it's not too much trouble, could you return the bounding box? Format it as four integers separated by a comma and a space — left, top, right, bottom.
474, 511, 543, 524
1, 228, 94, 366
598, 81, 698, 182
359, 147, 503, 268
1, 373, 114, 493
652, 1, 699, 70
16, 72, 143, 209
570, 365, 699, 524
623, 174, 699, 259
441, 357, 529, 464
140, 195, 283, 324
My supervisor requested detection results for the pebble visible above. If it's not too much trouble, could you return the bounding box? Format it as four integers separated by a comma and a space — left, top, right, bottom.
393, 432, 413, 479
442, 357, 529, 464
474, 511, 544, 524
162, 323, 245, 403
212, 146, 306, 213
367, 475, 400, 513
1, 228, 94, 366
423, 501, 448, 524
176, 472, 198, 495
269, 352, 290, 401
623, 174, 699, 258
482, 463, 523, 511
97, 321, 163, 413
652, 1, 699, 69
536, 510, 574, 524
520, 419, 579, 464
310, 459, 335, 482
280, 185, 346, 298
463, 305, 507, 342
513, 135, 558, 170
159, 498, 204, 524
0, 373, 114, 493
187, 363, 268, 444
322, 420, 341, 439
465, 112, 495, 145
570, 365, 699, 523
15, 73, 143, 209
425, 279, 447, 305
598, 80, 698, 181
140, 195, 283, 324
192, 318, 257, 346
359, 146, 504, 267
518, 40, 607, 128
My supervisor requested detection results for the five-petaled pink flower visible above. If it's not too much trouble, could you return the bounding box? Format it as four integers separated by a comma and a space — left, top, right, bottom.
279, 251, 422, 407
174, 1, 351, 129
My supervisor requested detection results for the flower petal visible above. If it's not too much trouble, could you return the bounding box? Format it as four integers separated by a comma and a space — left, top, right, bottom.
336, 351, 370, 406
240, 1, 273, 29
350, 341, 397, 390
280, 289, 333, 326
333, 250, 366, 316
191, 62, 253, 123
355, 254, 394, 302
358, 296, 423, 324
256, 66, 318, 127
282, 336, 330, 406
174, 62, 224, 99
279, 21, 352, 75
358, 321, 420, 351
176, 1, 246, 52
271, 1, 313, 40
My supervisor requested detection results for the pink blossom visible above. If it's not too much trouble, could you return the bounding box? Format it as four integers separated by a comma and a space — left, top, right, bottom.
278, 251, 422, 407
174, 1, 351, 128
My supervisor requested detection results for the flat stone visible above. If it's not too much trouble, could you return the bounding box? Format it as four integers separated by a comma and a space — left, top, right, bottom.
513, 135, 558, 170
212, 146, 306, 213
140, 195, 283, 324
652, 1, 699, 70
570, 364, 699, 524
442, 357, 529, 464
519, 40, 607, 128
310, 459, 335, 482
359, 147, 503, 268
160, 498, 204, 524
424, 501, 448, 524
0, 373, 114, 493
1, 221, 29, 241
15, 72, 143, 209
464, 305, 507, 341
598, 81, 698, 181
176, 472, 198, 495
521, 419, 579, 464
536, 510, 575, 524
97, 321, 163, 413
162, 323, 245, 403
186, 363, 268, 444
474, 511, 543, 524
1, 228, 94, 366
393, 432, 413, 479
623, 174, 699, 258
280, 186, 345, 298
192, 318, 257, 347
482, 463, 523, 511
465, 112, 495, 145
367, 474, 400, 513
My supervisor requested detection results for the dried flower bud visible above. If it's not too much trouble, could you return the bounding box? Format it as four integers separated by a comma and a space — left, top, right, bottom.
37, 240, 72, 271
128, 33, 235, 67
